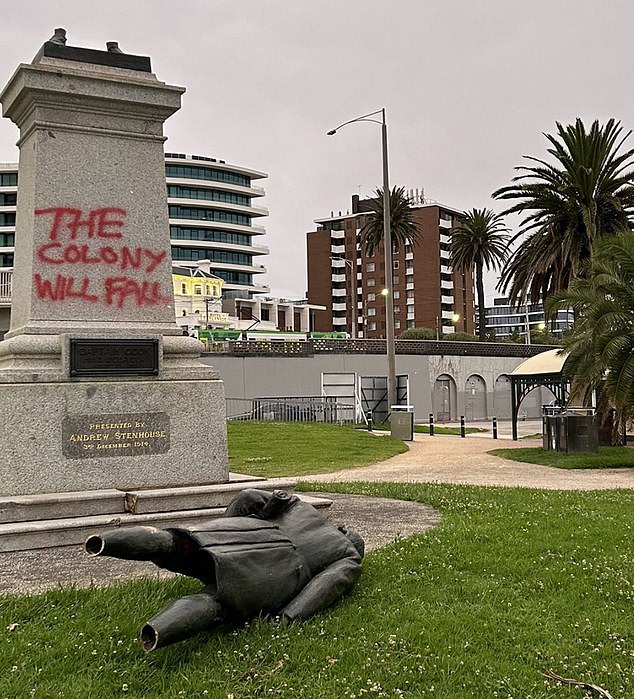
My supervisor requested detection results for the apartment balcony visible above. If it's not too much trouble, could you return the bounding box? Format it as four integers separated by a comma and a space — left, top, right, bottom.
0, 269, 12, 306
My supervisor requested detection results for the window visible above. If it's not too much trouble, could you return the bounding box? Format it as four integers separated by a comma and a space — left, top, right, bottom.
181, 283, 187, 294
261, 309, 270, 321
0, 172, 17, 187
165, 164, 250, 187
0, 192, 17, 206
406, 260, 414, 269
366, 262, 375, 272
167, 185, 250, 206
367, 278, 376, 287
170, 226, 252, 246
394, 320, 401, 329
407, 320, 415, 328
393, 290, 400, 299
394, 306, 401, 314
194, 285, 202, 295
368, 321, 377, 331
407, 289, 414, 299
172, 247, 252, 266
213, 270, 253, 285
393, 275, 400, 284
168, 206, 251, 226
393, 260, 399, 269
0, 213, 16, 226
367, 293, 376, 301
367, 307, 376, 317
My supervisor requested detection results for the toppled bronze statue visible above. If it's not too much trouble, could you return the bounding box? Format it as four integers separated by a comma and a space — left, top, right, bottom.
85, 489, 364, 652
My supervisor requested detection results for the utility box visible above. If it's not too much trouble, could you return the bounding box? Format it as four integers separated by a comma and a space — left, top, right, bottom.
557, 412, 599, 453
391, 405, 414, 441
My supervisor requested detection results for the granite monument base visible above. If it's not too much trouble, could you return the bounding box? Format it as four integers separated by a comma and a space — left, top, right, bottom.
0, 376, 227, 496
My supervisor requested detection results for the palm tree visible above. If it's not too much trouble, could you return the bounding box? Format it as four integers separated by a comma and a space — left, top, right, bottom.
547, 234, 634, 444
450, 208, 511, 341
493, 118, 634, 305
359, 186, 420, 256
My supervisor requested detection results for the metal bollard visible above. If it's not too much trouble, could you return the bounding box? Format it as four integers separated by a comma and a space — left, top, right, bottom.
492, 416, 498, 439
366, 411, 373, 432
460, 415, 466, 438
429, 413, 434, 436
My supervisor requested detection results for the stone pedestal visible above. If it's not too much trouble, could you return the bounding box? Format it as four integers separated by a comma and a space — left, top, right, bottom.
0, 39, 228, 496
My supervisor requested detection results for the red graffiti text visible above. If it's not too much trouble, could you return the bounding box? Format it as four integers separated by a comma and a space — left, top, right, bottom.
33, 206, 171, 309
35, 207, 126, 240
36, 243, 166, 274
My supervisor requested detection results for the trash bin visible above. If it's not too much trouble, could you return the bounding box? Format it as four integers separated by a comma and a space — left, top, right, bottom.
556, 411, 598, 453
391, 405, 414, 441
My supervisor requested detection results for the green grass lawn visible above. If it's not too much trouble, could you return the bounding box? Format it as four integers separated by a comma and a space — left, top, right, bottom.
227, 421, 408, 477
3, 482, 634, 698
490, 445, 634, 469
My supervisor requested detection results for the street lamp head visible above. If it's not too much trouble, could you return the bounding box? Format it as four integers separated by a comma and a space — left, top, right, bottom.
452, 313, 460, 324
326, 129, 337, 136
381, 288, 389, 296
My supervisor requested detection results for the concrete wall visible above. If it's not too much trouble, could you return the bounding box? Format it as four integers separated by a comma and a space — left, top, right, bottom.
201, 352, 551, 422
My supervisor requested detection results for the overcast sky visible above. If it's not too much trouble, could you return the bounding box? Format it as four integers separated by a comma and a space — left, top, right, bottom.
2, 1, 633, 301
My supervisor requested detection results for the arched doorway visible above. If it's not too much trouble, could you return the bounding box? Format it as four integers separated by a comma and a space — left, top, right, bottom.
465, 374, 487, 421
433, 374, 457, 423
493, 374, 512, 419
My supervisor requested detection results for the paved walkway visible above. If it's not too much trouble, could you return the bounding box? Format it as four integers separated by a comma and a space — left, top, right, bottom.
303, 433, 634, 490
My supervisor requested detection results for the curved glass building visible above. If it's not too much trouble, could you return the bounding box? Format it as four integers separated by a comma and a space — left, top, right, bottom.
165, 153, 269, 297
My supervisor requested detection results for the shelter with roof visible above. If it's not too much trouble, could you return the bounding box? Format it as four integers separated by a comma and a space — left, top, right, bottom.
510, 349, 569, 440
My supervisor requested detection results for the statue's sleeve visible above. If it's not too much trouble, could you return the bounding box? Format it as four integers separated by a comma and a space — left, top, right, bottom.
279, 555, 362, 623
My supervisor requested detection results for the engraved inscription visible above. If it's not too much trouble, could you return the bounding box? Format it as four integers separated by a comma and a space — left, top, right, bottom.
63, 412, 170, 459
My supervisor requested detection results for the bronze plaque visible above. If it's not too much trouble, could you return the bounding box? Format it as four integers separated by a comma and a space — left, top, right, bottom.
70, 339, 159, 377
63, 412, 170, 459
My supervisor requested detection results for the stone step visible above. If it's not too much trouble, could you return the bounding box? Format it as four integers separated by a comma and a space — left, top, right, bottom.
0, 492, 332, 552
0, 489, 125, 524
124, 478, 299, 515
0, 475, 297, 524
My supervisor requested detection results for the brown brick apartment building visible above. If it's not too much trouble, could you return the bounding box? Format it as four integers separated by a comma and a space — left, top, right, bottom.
306, 193, 475, 338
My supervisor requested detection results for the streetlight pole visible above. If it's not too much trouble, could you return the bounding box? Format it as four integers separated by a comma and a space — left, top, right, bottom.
327, 108, 396, 413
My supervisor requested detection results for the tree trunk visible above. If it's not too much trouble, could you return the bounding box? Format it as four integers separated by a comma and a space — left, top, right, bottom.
476, 263, 486, 341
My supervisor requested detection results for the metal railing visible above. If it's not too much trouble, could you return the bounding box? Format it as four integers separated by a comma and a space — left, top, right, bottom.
0, 270, 12, 305
226, 396, 357, 424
